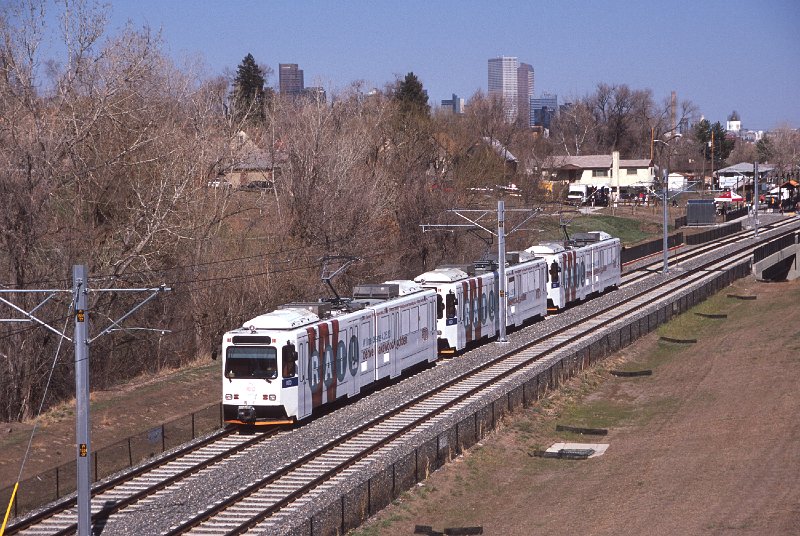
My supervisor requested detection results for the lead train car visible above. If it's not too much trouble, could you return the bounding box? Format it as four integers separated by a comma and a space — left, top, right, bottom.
525, 231, 621, 311
414, 252, 547, 354
222, 280, 437, 425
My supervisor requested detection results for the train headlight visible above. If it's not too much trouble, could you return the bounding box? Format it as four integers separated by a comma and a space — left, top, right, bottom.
237, 405, 256, 423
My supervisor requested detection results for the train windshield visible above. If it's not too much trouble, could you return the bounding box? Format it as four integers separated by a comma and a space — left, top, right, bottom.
225, 346, 278, 379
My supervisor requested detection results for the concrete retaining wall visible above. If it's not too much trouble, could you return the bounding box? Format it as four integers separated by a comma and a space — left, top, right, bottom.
752, 244, 799, 281
282, 259, 753, 536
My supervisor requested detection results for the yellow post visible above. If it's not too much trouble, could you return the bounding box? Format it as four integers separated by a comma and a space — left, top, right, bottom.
1, 482, 19, 536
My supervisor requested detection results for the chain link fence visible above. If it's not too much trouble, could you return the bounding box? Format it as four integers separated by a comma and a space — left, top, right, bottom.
1, 402, 222, 520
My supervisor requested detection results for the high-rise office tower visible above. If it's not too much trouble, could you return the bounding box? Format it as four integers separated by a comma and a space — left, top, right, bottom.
530, 94, 558, 129
488, 56, 519, 122
279, 63, 304, 95
517, 63, 534, 126
441, 94, 465, 114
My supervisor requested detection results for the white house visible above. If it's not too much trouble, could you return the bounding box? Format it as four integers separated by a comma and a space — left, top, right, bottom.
554, 151, 654, 194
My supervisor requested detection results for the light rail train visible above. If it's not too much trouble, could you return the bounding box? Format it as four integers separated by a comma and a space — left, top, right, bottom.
220, 231, 620, 425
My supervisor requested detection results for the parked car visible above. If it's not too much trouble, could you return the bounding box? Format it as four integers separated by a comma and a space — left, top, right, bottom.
241, 180, 274, 191
207, 178, 231, 188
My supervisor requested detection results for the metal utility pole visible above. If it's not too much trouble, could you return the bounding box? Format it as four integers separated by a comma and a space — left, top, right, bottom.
73, 266, 91, 534
497, 201, 507, 342
754, 161, 759, 237
662, 170, 669, 274
421, 200, 540, 345
0, 267, 170, 536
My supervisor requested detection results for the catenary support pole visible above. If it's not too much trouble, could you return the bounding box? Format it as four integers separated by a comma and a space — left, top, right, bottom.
662, 170, 669, 274
753, 161, 759, 238
497, 200, 508, 342
73, 265, 91, 536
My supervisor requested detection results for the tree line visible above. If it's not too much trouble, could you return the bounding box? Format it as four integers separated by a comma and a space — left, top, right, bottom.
1, 1, 798, 422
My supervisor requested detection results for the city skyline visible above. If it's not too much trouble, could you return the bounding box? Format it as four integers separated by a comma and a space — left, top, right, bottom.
488, 56, 521, 122
38, 0, 800, 131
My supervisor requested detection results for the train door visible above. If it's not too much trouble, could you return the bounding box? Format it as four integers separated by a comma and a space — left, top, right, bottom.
296, 332, 311, 420
507, 274, 516, 321
359, 317, 373, 388
375, 312, 392, 380
489, 276, 499, 333
426, 299, 437, 361
579, 251, 588, 299
344, 323, 359, 397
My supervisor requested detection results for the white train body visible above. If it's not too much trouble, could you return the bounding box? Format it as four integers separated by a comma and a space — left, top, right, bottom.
222, 280, 437, 424
413, 253, 547, 353
221, 232, 622, 424
525, 231, 621, 311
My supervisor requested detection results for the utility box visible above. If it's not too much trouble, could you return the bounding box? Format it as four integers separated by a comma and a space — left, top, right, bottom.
686, 199, 716, 226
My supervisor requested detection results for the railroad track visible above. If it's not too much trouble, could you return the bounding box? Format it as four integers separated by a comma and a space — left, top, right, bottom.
621, 216, 797, 286
6, 429, 286, 535
7, 216, 798, 535
158, 220, 800, 535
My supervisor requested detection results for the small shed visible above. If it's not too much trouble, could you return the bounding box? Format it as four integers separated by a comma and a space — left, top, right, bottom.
686, 199, 716, 226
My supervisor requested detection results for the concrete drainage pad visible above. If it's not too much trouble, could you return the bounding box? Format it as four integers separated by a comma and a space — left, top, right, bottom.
547, 442, 609, 458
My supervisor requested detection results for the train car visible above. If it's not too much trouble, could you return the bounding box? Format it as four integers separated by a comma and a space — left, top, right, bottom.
221, 280, 437, 425
525, 231, 620, 311
413, 252, 548, 354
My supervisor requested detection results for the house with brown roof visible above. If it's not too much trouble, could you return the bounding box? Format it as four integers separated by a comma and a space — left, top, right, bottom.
550, 151, 654, 195
218, 132, 288, 189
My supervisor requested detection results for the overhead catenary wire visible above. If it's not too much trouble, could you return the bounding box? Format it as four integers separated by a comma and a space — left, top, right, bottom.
0, 227, 385, 290
85, 227, 388, 286
1, 295, 74, 536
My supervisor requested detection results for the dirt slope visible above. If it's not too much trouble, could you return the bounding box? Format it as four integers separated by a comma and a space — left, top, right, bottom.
0, 360, 220, 491
353, 276, 800, 536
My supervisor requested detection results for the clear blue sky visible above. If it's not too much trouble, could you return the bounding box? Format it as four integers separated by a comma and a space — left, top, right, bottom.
48, 0, 800, 130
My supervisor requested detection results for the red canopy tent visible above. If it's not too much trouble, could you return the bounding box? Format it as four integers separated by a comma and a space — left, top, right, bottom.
714, 190, 744, 203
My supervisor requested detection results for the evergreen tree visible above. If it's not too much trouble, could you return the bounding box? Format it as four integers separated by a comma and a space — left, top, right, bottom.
393, 72, 430, 118
755, 136, 773, 164
694, 119, 734, 169
232, 53, 267, 122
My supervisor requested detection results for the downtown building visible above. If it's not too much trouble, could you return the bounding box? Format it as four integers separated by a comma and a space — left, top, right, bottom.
279, 63, 304, 95
530, 93, 558, 129
488, 56, 534, 124
441, 93, 465, 114
279, 63, 327, 103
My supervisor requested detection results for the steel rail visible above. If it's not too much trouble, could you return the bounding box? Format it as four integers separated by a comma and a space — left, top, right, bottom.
165, 226, 778, 535
10, 218, 797, 535
621, 217, 798, 286
6, 428, 282, 536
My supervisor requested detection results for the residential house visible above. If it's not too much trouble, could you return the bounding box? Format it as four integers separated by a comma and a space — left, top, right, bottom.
548, 152, 654, 197
219, 133, 287, 188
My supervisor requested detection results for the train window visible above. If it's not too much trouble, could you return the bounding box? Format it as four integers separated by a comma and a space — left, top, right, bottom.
282, 342, 298, 378
401, 309, 410, 335
436, 294, 444, 319
411, 306, 419, 332
549, 260, 560, 284
445, 292, 457, 319
226, 346, 278, 380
